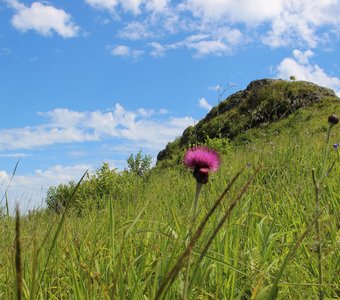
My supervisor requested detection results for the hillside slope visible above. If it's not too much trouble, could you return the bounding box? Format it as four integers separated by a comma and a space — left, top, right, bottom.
157, 79, 339, 165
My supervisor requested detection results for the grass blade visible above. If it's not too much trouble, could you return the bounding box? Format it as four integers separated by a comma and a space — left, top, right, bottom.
39, 170, 88, 282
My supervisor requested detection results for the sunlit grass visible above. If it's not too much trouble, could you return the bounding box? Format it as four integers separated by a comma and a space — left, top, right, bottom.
0, 100, 339, 299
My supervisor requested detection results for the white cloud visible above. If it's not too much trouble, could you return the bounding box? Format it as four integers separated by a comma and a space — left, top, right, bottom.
85, 0, 118, 11
292, 49, 314, 65
0, 102, 195, 213
175, 34, 232, 57
85, 0, 340, 56
137, 108, 155, 117
149, 42, 167, 57
199, 97, 212, 111
209, 85, 222, 91
182, 0, 340, 48
121, 0, 145, 14
118, 22, 154, 40
0, 104, 195, 151
181, 0, 283, 23
0, 164, 91, 213
261, 1, 340, 47
159, 108, 169, 114
110, 45, 144, 58
186, 39, 230, 57
85, 0, 145, 14
8, 1, 80, 38
145, 0, 169, 12
85, 0, 169, 14
151, 32, 240, 57
276, 49, 340, 96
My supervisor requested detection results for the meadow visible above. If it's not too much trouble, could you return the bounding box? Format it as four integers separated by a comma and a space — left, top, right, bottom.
0, 97, 339, 299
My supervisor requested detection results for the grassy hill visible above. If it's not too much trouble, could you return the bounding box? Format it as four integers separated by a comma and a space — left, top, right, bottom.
0, 79, 339, 299
157, 79, 338, 167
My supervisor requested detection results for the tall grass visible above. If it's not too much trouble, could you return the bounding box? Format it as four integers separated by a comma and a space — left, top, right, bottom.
0, 103, 339, 299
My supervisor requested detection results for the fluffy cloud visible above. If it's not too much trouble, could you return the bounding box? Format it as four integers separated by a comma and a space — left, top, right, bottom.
181, 0, 283, 23
0, 104, 195, 151
145, 0, 169, 12
276, 49, 340, 96
7, 0, 79, 38
198, 97, 212, 111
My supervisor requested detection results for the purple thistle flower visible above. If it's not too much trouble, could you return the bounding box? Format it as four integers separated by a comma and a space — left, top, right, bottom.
184, 146, 221, 184
333, 143, 339, 150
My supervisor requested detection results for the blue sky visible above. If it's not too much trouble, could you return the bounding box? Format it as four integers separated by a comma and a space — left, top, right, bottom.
1, 0, 340, 212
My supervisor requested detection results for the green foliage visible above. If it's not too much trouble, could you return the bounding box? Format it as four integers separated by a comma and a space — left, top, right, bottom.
45, 152, 152, 214
204, 136, 232, 155
127, 150, 152, 176
189, 135, 233, 155
45, 181, 80, 213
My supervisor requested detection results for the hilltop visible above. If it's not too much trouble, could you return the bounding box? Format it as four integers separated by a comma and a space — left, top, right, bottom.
157, 79, 339, 165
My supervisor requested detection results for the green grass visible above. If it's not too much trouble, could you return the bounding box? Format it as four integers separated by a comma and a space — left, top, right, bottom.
0, 99, 339, 299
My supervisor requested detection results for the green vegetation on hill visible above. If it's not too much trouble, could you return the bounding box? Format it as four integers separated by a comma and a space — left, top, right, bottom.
0, 79, 339, 299
157, 79, 338, 167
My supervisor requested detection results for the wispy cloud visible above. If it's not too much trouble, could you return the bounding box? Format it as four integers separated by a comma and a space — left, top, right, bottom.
0, 104, 195, 151
0, 47, 12, 55
0, 153, 29, 158
182, 0, 340, 48
6, 0, 80, 38
0, 163, 91, 213
85, 0, 169, 14
276, 49, 340, 96
84, 0, 340, 58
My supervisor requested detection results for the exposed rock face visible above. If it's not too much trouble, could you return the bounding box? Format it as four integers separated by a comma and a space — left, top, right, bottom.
157, 79, 338, 163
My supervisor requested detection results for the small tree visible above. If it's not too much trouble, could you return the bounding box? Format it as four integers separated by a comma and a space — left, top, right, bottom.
46, 182, 79, 213
127, 150, 152, 176
94, 162, 119, 197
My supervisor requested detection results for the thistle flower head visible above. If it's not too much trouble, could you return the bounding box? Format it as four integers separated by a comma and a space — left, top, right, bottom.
333, 143, 339, 151
328, 114, 339, 125
184, 146, 220, 184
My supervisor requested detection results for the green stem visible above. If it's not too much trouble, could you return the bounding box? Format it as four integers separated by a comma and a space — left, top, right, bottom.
192, 183, 202, 230
183, 182, 202, 300
320, 125, 332, 180
312, 170, 324, 300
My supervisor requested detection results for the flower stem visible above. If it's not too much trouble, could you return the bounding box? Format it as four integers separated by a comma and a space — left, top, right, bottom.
183, 182, 202, 299
192, 183, 202, 229
311, 124, 333, 300
312, 170, 324, 300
